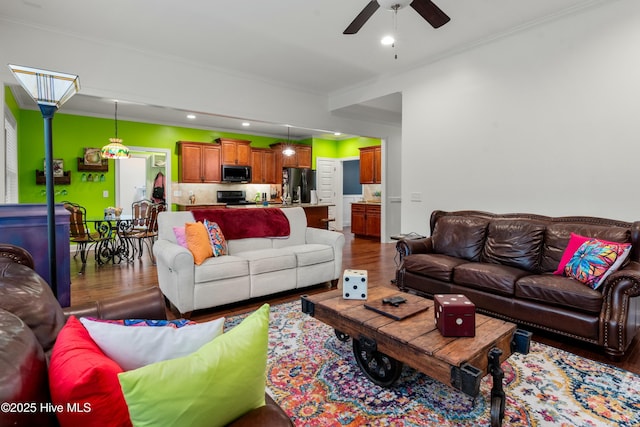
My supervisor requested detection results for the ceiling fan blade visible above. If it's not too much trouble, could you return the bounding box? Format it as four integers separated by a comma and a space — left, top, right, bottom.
344, 0, 380, 35
410, 0, 450, 28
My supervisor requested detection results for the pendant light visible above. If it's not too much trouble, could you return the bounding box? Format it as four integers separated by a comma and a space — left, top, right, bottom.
101, 101, 130, 159
282, 126, 295, 157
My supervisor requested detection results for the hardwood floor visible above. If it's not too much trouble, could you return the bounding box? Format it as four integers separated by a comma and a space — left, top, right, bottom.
69, 228, 640, 375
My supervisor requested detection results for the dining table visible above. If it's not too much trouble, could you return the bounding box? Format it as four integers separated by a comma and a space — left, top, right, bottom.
87, 214, 138, 265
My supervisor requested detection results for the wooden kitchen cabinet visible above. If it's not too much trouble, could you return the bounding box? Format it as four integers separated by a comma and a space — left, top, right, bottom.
216, 138, 251, 165
251, 148, 277, 184
270, 143, 313, 170
351, 202, 380, 238
178, 141, 221, 183
359, 146, 381, 184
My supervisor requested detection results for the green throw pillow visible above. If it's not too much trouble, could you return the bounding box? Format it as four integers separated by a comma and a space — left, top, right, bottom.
118, 304, 270, 427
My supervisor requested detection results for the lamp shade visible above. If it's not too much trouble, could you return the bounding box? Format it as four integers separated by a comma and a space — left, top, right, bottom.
101, 138, 131, 159
8, 64, 80, 107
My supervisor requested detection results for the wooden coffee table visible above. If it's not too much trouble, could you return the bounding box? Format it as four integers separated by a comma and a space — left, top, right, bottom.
301, 285, 531, 427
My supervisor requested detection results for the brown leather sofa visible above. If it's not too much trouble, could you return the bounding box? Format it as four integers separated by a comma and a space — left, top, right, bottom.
395, 210, 640, 360
0, 243, 292, 427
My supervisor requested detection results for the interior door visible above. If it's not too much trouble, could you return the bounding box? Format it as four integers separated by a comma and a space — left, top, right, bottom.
117, 156, 147, 216
316, 158, 339, 230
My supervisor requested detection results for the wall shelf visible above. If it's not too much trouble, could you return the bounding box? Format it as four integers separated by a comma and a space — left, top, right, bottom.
77, 157, 108, 172
35, 170, 71, 185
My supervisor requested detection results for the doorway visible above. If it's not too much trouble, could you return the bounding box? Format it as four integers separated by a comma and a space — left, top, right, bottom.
316, 158, 340, 230
115, 146, 171, 215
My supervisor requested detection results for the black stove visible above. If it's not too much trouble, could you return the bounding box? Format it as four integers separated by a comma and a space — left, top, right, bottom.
216, 190, 254, 205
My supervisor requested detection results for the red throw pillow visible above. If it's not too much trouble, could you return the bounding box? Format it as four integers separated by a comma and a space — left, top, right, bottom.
48, 316, 132, 427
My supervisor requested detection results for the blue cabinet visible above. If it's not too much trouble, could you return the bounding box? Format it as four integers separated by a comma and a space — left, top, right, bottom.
0, 204, 71, 306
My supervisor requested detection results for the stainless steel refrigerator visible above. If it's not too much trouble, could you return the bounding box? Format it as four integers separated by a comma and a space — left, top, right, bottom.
282, 168, 316, 203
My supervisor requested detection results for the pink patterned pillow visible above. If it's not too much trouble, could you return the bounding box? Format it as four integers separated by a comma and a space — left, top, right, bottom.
564, 239, 631, 289
203, 219, 227, 257
173, 226, 187, 248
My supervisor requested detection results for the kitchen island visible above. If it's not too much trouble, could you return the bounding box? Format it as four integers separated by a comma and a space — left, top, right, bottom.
227, 203, 334, 229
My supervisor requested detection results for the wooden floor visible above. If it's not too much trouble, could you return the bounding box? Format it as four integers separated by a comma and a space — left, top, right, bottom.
69, 228, 640, 375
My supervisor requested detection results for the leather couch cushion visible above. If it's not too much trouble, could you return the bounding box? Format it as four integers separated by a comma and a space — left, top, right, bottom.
515, 274, 603, 314
453, 262, 530, 296
540, 223, 631, 273
0, 309, 56, 427
481, 219, 546, 272
403, 254, 468, 282
431, 216, 489, 262
0, 260, 65, 352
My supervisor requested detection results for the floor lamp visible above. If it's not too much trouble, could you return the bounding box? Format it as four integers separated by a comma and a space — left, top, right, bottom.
8, 65, 80, 297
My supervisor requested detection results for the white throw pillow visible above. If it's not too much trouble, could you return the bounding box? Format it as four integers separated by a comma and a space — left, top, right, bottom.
79, 316, 225, 371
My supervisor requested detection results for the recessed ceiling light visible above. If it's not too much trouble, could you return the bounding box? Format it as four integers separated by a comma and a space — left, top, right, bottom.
381, 35, 395, 46
242, 122, 250, 127
334, 132, 342, 136
187, 114, 196, 119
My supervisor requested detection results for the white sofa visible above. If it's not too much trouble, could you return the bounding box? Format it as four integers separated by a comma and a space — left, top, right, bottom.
155, 207, 345, 316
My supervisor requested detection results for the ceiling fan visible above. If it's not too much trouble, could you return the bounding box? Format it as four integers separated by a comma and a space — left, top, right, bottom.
344, 0, 450, 35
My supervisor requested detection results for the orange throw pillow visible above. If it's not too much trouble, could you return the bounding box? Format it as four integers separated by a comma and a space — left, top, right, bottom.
185, 222, 213, 265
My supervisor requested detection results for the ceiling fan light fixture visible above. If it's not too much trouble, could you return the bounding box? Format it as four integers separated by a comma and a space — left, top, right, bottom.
377, 0, 411, 11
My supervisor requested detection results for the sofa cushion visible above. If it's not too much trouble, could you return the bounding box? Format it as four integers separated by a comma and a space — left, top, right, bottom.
79, 316, 225, 371
481, 219, 546, 272
0, 309, 55, 427
194, 256, 249, 283
185, 222, 214, 265
238, 249, 297, 275
540, 223, 631, 273
564, 239, 631, 289
284, 244, 334, 267
403, 254, 468, 282
0, 260, 65, 352
431, 216, 489, 262
49, 316, 131, 427
453, 262, 530, 296
118, 304, 269, 427
515, 274, 603, 314
273, 207, 308, 248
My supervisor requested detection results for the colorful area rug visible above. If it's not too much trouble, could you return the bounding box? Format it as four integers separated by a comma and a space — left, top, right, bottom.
227, 301, 640, 426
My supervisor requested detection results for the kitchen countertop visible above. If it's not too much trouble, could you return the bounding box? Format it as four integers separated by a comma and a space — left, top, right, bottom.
226, 203, 334, 209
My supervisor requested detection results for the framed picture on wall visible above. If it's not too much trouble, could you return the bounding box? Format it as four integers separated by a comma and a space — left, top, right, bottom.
83, 147, 103, 166
44, 159, 65, 177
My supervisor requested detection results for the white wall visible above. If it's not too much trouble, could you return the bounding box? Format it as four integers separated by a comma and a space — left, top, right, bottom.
400, 0, 640, 233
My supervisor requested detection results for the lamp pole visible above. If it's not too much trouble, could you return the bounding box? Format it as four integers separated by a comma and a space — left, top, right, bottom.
8, 64, 80, 300
40, 104, 58, 297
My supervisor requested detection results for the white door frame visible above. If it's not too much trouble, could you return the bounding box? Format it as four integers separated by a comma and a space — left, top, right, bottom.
115, 146, 172, 209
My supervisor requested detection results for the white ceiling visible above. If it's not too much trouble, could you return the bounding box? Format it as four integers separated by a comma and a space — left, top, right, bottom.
1, 0, 604, 139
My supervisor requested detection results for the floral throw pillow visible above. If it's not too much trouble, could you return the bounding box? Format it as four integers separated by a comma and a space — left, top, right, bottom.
564, 239, 631, 289
203, 219, 228, 257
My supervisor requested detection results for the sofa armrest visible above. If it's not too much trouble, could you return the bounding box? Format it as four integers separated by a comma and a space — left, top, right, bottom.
226, 394, 293, 427
599, 261, 640, 357
63, 287, 167, 320
395, 237, 433, 260
305, 227, 346, 280
154, 239, 197, 315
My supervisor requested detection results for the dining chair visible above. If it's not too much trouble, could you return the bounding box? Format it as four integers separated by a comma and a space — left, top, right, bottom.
62, 201, 111, 274
127, 202, 166, 264
131, 199, 154, 231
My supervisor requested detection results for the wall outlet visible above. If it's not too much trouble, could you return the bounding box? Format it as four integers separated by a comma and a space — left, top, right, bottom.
410, 192, 422, 202
174, 190, 182, 197
103, 190, 109, 198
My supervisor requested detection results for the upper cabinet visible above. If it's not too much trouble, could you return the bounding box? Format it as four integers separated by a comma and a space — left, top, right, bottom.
216, 138, 251, 166
178, 141, 221, 183
359, 146, 381, 184
270, 143, 312, 170
251, 148, 277, 184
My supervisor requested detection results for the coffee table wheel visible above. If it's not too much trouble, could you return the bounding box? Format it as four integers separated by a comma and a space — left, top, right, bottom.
335, 329, 350, 342
352, 339, 403, 387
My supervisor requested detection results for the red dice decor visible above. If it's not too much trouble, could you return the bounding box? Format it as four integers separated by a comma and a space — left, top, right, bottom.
434, 294, 476, 337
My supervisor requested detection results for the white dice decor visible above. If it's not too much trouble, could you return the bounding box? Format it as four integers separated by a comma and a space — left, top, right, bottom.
342, 269, 368, 300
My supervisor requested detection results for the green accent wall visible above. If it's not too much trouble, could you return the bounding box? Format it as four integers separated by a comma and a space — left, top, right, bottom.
4, 86, 20, 122
15, 108, 379, 218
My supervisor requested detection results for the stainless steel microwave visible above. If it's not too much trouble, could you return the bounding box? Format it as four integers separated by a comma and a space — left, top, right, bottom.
221, 165, 251, 182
